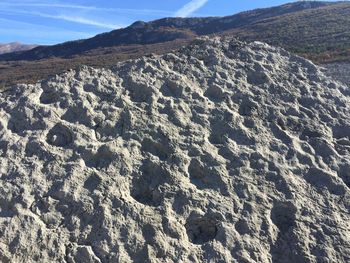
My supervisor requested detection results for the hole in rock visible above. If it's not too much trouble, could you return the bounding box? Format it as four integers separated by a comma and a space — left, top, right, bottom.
186, 216, 218, 244
270, 201, 297, 233
188, 159, 206, 179
142, 224, 157, 243
131, 178, 160, 206
141, 137, 172, 161
40, 90, 59, 104
235, 219, 250, 235
238, 102, 258, 117
209, 133, 226, 145
204, 85, 225, 102
243, 118, 256, 129
127, 80, 153, 103
209, 121, 230, 145
83, 83, 95, 93
160, 80, 183, 98
46, 124, 73, 147
130, 161, 170, 206
84, 173, 102, 191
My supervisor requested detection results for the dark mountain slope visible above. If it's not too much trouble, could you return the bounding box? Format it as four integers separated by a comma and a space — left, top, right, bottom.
0, 1, 334, 61
221, 2, 350, 62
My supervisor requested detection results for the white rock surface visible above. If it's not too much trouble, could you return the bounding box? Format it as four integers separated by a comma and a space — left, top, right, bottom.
0, 37, 350, 263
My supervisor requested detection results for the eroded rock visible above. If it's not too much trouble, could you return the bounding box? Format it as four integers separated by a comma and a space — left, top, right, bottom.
1, 37, 350, 262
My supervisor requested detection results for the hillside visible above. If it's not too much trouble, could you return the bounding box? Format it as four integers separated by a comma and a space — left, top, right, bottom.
1, 37, 350, 263
0, 1, 333, 61
1, 1, 350, 87
221, 2, 350, 63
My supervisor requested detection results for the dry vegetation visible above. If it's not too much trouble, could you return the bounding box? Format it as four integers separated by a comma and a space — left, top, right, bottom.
224, 3, 350, 63
0, 40, 190, 87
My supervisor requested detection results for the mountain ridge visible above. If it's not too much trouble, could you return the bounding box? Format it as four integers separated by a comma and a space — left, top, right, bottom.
0, 42, 38, 55
0, 1, 336, 61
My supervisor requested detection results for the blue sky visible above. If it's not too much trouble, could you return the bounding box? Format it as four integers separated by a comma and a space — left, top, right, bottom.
0, 0, 340, 45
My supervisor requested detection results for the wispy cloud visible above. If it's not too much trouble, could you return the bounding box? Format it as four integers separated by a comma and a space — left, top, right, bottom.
0, 8, 124, 29
174, 0, 209, 17
34, 13, 123, 29
0, 1, 127, 43
0, 2, 173, 16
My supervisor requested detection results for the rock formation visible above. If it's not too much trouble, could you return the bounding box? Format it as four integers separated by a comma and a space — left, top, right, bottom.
0, 37, 349, 262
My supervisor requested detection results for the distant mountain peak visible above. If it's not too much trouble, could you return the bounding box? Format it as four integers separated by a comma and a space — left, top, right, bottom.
130, 20, 147, 28
0, 42, 38, 55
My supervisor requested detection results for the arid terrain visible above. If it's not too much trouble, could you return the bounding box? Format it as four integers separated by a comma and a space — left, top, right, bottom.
1, 0, 350, 262
1, 37, 350, 263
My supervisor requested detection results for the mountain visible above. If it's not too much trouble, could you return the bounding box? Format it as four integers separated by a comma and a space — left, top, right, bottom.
1, 1, 350, 87
220, 1, 350, 62
0, 1, 334, 61
0, 42, 38, 55
1, 37, 350, 263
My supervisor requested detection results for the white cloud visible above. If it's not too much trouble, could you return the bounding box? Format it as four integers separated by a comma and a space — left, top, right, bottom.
35, 13, 123, 29
174, 0, 209, 17
0, 8, 124, 29
0, 2, 172, 16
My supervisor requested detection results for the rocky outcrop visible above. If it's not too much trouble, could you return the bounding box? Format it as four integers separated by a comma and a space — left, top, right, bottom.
0, 37, 349, 262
